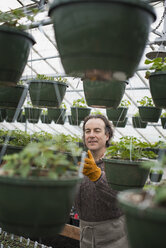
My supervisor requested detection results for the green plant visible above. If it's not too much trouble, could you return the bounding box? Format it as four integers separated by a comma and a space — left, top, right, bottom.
105, 136, 158, 161
161, 112, 166, 118
1, 136, 82, 179
134, 112, 140, 117
42, 109, 48, 115
91, 110, 102, 115
0, 8, 42, 29
60, 102, 67, 109
120, 99, 131, 107
145, 57, 166, 79
35, 74, 68, 84
72, 98, 87, 108
137, 96, 154, 107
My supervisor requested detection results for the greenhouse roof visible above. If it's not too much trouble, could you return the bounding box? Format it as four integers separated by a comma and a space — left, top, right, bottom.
0, 0, 166, 144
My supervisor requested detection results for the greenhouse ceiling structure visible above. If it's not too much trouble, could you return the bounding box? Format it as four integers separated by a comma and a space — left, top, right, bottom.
0, 0, 166, 144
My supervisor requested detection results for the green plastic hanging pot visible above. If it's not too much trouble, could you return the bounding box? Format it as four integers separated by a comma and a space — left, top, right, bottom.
103, 158, 149, 191
28, 80, 68, 108
112, 117, 128, 128
161, 117, 166, 129
149, 72, 166, 109
0, 109, 6, 122
0, 176, 80, 239
132, 116, 148, 128
40, 115, 52, 124
0, 26, 35, 86
106, 107, 128, 121
24, 108, 42, 124
0, 85, 27, 108
17, 113, 26, 123
71, 107, 91, 121
118, 189, 166, 248
49, 0, 156, 79
138, 106, 162, 122
83, 80, 127, 108
48, 108, 66, 124
6, 109, 22, 123
68, 115, 81, 125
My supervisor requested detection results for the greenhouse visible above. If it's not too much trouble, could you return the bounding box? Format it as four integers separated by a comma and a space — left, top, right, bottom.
0, 0, 165, 248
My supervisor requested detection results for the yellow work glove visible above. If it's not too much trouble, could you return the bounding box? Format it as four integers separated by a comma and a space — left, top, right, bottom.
83, 150, 101, 182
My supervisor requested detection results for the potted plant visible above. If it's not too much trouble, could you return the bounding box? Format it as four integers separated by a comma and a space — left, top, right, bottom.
132, 112, 148, 129
145, 57, 166, 109
160, 112, 166, 129
83, 79, 127, 108
48, 0, 155, 79
112, 117, 128, 128
0, 136, 82, 239
106, 99, 130, 122
68, 115, 81, 126
117, 165, 166, 248
0, 109, 6, 122
0, 82, 28, 108
0, 129, 31, 157
17, 110, 26, 123
103, 136, 157, 191
137, 96, 162, 122
40, 109, 52, 124
48, 102, 67, 125
0, 9, 38, 86
5, 108, 22, 123
142, 154, 165, 183
71, 98, 91, 121
24, 101, 42, 124
28, 74, 68, 108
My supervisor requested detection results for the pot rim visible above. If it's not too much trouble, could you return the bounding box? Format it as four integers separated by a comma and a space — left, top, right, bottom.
49, 0, 156, 23
0, 25, 36, 45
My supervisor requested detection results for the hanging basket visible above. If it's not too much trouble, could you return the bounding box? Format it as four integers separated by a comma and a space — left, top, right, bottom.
103, 158, 149, 191
83, 80, 127, 108
6, 108, 22, 123
0, 85, 27, 108
0, 176, 80, 239
132, 116, 148, 128
17, 113, 26, 123
68, 115, 81, 126
138, 106, 162, 122
0, 109, 6, 122
118, 189, 166, 248
161, 117, 166, 129
24, 108, 42, 124
0, 26, 35, 86
149, 71, 166, 109
112, 117, 128, 128
48, 108, 66, 124
28, 80, 68, 108
71, 107, 91, 121
106, 107, 128, 121
40, 115, 52, 124
49, 0, 156, 79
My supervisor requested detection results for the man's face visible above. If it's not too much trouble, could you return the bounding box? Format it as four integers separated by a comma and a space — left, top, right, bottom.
84, 118, 109, 152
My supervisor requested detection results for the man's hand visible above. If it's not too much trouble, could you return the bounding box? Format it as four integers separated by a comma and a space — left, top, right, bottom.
83, 150, 101, 182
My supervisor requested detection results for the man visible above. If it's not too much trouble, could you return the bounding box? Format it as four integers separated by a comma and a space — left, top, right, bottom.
74, 114, 128, 248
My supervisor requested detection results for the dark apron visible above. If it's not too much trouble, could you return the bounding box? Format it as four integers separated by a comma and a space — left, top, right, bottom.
80, 216, 129, 248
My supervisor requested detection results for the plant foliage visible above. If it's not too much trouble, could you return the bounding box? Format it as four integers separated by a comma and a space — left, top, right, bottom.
137, 96, 154, 107
145, 57, 166, 79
